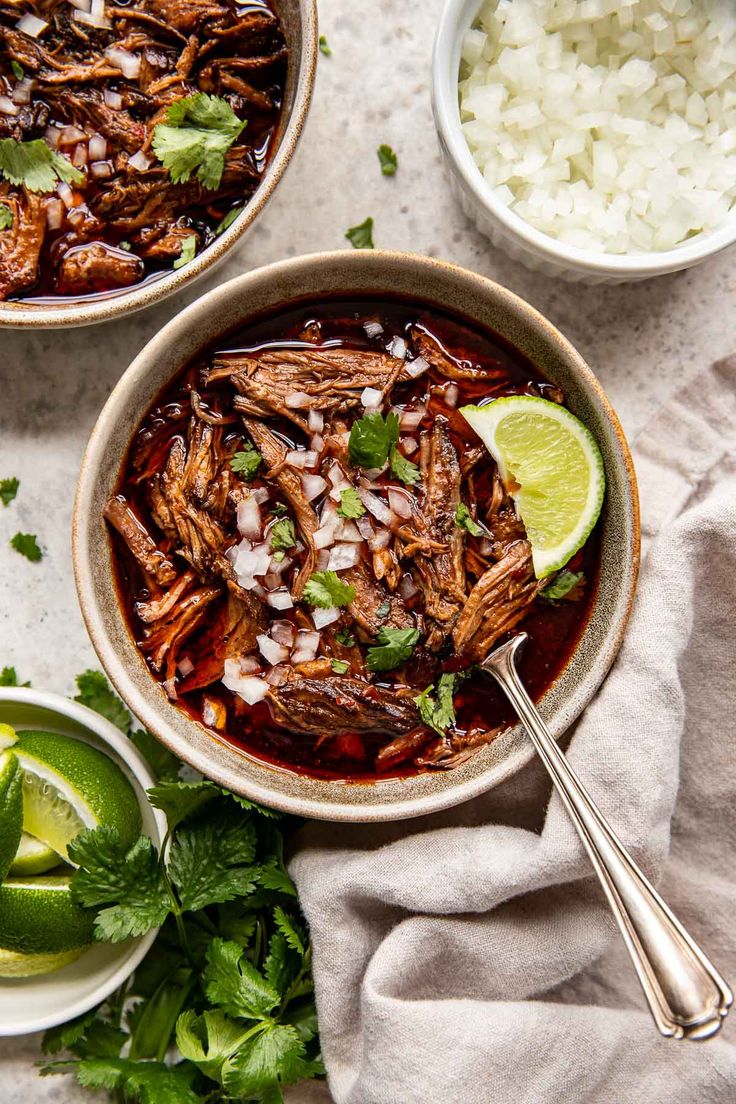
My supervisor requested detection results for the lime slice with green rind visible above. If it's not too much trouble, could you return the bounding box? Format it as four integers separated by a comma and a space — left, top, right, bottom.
0, 750, 23, 883
460, 396, 605, 578
9, 831, 61, 876
12, 730, 142, 861
0, 723, 17, 751
0, 945, 85, 978
0, 874, 95, 953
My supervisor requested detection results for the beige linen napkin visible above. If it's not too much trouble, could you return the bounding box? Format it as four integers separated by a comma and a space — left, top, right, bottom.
291, 357, 736, 1104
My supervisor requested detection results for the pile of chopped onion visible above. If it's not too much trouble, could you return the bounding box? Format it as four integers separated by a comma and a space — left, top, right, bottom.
460, 0, 736, 253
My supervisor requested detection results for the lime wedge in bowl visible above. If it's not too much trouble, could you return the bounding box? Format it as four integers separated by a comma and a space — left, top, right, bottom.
0, 749, 23, 882
0, 946, 86, 978
0, 874, 94, 955
460, 395, 605, 578
9, 832, 60, 876
0, 729, 141, 861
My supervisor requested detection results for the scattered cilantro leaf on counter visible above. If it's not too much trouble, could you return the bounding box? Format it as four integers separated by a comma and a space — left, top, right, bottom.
336, 487, 365, 519
173, 233, 197, 270
230, 443, 263, 480
152, 93, 246, 191
377, 144, 398, 176
318, 34, 332, 56
269, 518, 296, 553
334, 628, 355, 647
415, 671, 469, 736
217, 205, 243, 235
541, 569, 585, 602
303, 570, 355, 609
366, 627, 420, 672
0, 666, 29, 687
389, 444, 420, 485
0, 477, 19, 505
331, 659, 349, 675
0, 138, 84, 192
10, 61, 23, 80
10, 531, 42, 561
455, 502, 485, 536
348, 410, 398, 469
345, 216, 374, 250
0, 204, 12, 230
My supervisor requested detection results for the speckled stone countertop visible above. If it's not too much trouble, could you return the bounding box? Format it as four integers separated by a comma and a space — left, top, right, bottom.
1, 0, 735, 1098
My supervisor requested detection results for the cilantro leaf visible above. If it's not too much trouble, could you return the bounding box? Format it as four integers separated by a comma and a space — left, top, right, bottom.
376, 599, 391, 618
335, 627, 355, 647
302, 570, 355, 609
172, 234, 196, 270
414, 671, 468, 736
389, 443, 420, 485
348, 410, 399, 469
69, 1056, 201, 1104
216, 204, 243, 235
258, 857, 297, 898
0, 477, 19, 505
331, 659, 349, 674
175, 1008, 247, 1082
0, 139, 84, 192
130, 729, 181, 782
230, 445, 262, 480
273, 906, 305, 956
377, 144, 398, 176
222, 1024, 306, 1098
74, 670, 131, 734
10, 61, 23, 80
10, 531, 42, 561
345, 216, 374, 250
148, 779, 220, 831
269, 517, 296, 552
70, 828, 169, 942
542, 569, 585, 601
204, 938, 280, 1020
0, 666, 29, 687
366, 626, 420, 672
336, 486, 365, 519
168, 806, 259, 912
455, 502, 485, 536
0, 204, 12, 230
318, 34, 332, 56
263, 931, 297, 996
152, 93, 245, 191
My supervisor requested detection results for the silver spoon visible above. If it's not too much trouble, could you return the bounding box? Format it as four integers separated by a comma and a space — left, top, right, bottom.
482, 632, 732, 1040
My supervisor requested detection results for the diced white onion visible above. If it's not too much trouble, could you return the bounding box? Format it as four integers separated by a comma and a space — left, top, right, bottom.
398, 406, 426, 431
444, 383, 459, 409
250, 486, 270, 505
361, 386, 382, 409
265, 665, 289, 687
177, 656, 194, 677
364, 320, 384, 338
202, 700, 218, 726
237, 497, 262, 540
16, 13, 48, 37
59, 125, 87, 147
71, 144, 88, 168
316, 548, 331, 570
402, 436, 419, 455
69, 0, 91, 10
310, 433, 324, 453
44, 126, 61, 149
105, 47, 141, 80
270, 620, 296, 647
301, 473, 327, 502
56, 182, 75, 208
128, 149, 152, 172
479, 537, 495, 557
334, 518, 363, 543
104, 89, 123, 109
389, 336, 407, 360
359, 488, 395, 526
46, 199, 64, 230
11, 79, 33, 105
0, 97, 19, 117
266, 588, 294, 610
399, 573, 419, 600
368, 528, 391, 551
291, 630, 320, 664
355, 515, 374, 540
327, 462, 346, 487
313, 523, 336, 551
405, 356, 429, 378
286, 449, 318, 470
222, 659, 269, 704
239, 655, 262, 675
284, 390, 311, 409
88, 134, 107, 161
73, 7, 112, 29
327, 542, 361, 571
90, 160, 113, 180
308, 409, 324, 433
388, 487, 414, 519
257, 634, 290, 666
312, 606, 340, 630
67, 206, 88, 226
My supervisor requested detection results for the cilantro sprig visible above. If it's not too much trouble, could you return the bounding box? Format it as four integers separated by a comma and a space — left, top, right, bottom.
336, 486, 365, 519
152, 93, 246, 191
366, 626, 420, 672
345, 217, 374, 250
348, 411, 419, 483
303, 570, 355, 609
455, 502, 485, 537
0, 138, 83, 193
269, 518, 296, 553
415, 671, 469, 736
0, 477, 19, 506
230, 443, 263, 480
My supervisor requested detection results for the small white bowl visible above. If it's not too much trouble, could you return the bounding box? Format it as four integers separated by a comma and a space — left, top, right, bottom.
432, 0, 736, 284
0, 688, 166, 1037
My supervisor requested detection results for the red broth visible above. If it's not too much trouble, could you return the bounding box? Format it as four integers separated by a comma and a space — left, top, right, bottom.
110, 297, 599, 781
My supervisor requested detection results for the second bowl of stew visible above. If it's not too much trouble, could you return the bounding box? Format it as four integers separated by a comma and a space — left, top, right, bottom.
73, 250, 639, 821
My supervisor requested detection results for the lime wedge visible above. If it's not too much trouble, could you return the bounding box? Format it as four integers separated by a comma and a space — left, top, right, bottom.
0, 874, 94, 954
0, 750, 23, 883
460, 396, 605, 578
9, 831, 60, 876
0, 723, 17, 750
12, 730, 142, 861
0, 945, 85, 978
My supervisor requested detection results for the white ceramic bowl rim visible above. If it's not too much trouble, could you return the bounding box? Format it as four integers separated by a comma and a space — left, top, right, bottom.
0, 687, 166, 1036
432, 0, 736, 277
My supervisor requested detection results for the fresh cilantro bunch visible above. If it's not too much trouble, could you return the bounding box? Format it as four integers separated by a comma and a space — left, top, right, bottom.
153, 93, 246, 191
38, 672, 323, 1104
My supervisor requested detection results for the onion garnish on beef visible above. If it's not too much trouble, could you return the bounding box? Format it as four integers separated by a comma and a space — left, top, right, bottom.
107, 299, 599, 779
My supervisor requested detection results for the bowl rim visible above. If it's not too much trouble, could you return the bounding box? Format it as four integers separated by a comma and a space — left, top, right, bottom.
72, 248, 640, 822
0, 686, 167, 1036
432, 0, 736, 278
0, 0, 319, 330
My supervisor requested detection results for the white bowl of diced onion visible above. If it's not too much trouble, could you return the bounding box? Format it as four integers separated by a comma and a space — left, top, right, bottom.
432, 0, 736, 283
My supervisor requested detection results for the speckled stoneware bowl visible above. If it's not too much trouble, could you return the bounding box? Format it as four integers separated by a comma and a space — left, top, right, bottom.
73, 251, 640, 822
0, 0, 317, 330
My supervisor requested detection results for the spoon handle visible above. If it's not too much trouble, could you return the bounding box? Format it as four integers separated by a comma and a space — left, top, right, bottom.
482, 633, 732, 1040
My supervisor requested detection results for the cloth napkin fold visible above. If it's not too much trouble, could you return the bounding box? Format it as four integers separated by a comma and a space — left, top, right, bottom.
291, 357, 736, 1104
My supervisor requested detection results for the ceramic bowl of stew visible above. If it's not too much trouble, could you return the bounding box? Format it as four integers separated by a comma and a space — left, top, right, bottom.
0, 0, 317, 329
72, 250, 640, 821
